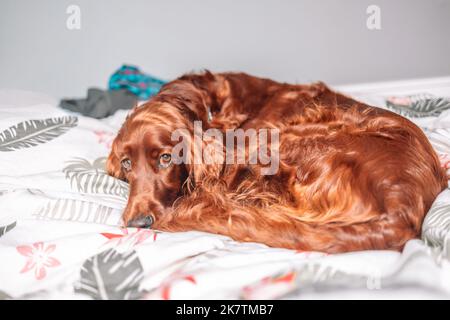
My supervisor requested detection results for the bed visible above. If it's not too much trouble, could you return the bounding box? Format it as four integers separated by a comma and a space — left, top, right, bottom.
1, 77, 450, 300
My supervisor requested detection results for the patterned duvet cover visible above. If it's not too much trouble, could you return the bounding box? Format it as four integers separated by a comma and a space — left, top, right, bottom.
1, 78, 450, 299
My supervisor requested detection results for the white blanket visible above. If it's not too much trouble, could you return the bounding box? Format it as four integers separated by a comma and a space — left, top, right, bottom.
1, 80, 450, 300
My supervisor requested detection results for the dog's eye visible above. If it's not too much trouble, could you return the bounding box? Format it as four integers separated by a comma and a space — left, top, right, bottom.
159, 153, 172, 168
121, 159, 132, 171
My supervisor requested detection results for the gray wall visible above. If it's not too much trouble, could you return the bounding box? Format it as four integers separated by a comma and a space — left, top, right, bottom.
1, 0, 449, 98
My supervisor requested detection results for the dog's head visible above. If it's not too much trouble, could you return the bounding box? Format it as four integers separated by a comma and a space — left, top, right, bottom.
107, 79, 223, 228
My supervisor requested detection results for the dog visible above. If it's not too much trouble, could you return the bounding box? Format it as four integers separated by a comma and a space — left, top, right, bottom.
107, 71, 447, 253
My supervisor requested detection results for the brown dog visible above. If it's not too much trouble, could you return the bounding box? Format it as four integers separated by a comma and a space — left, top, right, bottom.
107, 71, 447, 253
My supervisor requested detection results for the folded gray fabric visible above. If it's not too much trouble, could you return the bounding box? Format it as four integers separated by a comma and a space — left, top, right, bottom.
59, 88, 137, 119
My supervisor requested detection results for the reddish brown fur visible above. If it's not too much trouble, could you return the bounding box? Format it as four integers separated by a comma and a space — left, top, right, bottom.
107, 71, 448, 253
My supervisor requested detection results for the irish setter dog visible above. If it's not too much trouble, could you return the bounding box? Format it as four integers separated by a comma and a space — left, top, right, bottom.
107, 71, 447, 253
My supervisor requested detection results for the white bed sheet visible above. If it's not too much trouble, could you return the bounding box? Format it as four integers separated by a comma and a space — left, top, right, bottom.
1, 79, 450, 300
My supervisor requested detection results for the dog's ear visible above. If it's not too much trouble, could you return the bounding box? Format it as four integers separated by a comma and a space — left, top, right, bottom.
175, 127, 223, 191
106, 138, 125, 180
191, 139, 223, 187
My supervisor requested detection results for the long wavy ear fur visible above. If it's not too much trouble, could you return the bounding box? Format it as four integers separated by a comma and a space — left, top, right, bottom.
106, 138, 125, 180
181, 126, 224, 192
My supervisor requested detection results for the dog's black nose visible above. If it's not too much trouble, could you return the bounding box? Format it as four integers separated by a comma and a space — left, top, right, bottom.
127, 215, 154, 229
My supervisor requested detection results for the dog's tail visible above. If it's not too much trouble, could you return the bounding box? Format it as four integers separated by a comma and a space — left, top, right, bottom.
154, 186, 423, 254
224, 202, 420, 253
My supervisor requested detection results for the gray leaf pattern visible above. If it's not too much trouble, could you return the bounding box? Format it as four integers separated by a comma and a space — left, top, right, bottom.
75, 248, 144, 300
241, 264, 381, 300
279, 264, 380, 298
0, 116, 78, 152
386, 94, 450, 118
32, 198, 120, 225
422, 200, 450, 259
63, 157, 129, 199
0, 221, 16, 238
279, 249, 446, 299
0, 290, 11, 300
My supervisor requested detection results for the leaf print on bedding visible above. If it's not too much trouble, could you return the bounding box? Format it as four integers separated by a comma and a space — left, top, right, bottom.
0, 116, 78, 152
426, 128, 450, 158
63, 157, 129, 199
0, 290, 11, 300
0, 221, 16, 237
74, 248, 144, 300
422, 201, 450, 248
386, 94, 450, 118
26, 188, 47, 196
241, 264, 376, 299
32, 198, 122, 226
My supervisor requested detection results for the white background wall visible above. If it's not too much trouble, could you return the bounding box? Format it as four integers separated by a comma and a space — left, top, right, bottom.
1, 0, 449, 99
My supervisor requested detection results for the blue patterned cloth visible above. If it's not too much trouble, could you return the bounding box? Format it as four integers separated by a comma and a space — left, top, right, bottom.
108, 65, 167, 100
